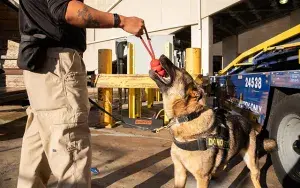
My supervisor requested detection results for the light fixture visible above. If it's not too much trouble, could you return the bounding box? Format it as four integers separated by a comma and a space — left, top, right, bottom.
279, 0, 289, 4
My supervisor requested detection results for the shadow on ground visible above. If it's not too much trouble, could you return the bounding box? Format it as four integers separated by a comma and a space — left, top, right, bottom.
91, 148, 171, 187
0, 116, 27, 141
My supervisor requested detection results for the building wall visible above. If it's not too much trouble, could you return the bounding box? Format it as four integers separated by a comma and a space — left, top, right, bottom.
238, 16, 291, 54
85, 0, 117, 43
84, 0, 300, 72
90, 0, 198, 43
84, 26, 184, 71
212, 42, 222, 56
84, 0, 240, 71
84, 0, 199, 71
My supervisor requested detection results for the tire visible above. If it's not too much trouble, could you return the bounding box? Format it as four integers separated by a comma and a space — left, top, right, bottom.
268, 94, 300, 187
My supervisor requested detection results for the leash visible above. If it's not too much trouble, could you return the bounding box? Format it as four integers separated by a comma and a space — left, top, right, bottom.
88, 98, 160, 132
139, 26, 156, 60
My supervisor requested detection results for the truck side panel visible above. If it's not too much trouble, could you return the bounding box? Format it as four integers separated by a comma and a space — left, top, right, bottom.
215, 73, 271, 125
271, 71, 300, 89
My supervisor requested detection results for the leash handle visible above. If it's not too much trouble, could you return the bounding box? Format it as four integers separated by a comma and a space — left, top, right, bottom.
140, 26, 155, 60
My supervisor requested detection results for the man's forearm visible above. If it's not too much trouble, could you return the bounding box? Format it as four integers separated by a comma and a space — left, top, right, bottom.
65, 1, 124, 28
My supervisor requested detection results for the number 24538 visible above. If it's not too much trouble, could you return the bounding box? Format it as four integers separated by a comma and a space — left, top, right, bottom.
245, 77, 262, 89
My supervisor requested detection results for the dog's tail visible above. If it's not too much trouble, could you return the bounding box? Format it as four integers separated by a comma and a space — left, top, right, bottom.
262, 138, 277, 152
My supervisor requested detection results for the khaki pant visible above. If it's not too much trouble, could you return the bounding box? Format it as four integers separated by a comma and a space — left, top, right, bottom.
17, 48, 92, 188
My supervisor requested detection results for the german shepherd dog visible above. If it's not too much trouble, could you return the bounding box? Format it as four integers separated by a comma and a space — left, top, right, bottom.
149, 55, 276, 188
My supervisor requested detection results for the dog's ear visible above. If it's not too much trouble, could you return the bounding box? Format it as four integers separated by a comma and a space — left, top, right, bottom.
194, 74, 204, 87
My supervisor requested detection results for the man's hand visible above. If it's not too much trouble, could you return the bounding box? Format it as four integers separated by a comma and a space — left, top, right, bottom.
64, 1, 145, 37
120, 16, 144, 37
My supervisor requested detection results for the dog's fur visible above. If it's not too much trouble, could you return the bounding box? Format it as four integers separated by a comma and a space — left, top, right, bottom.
149, 55, 276, 188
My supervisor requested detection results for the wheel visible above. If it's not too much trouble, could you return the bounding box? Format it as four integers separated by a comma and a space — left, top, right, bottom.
268, 94, 300, 187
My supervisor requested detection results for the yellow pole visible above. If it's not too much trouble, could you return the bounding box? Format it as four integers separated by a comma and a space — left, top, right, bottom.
185, 48, 201, 79
127, 43, 142, 118
135, 88, 141, 117
155, 89, 161, 101
98, 49, 113, 128
146, 88, 154, 108
129, 88, 136, 118
128, 43, 135, 118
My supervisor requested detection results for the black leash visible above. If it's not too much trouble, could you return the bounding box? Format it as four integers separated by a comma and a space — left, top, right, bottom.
88, 98, 156, 131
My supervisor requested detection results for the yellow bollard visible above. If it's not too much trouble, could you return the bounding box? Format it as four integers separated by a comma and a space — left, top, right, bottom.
146, 88, 154, 108
186, 48, 201, 79
128, 43, 135, 118
128, 88, 136, 118
127, 43, 142, 118
156, 89, 161, 101
98, 49, 113, 128
135, 88, 141, 117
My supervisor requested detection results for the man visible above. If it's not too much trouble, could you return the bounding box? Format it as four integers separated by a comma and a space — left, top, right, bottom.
17, 0, 144, 187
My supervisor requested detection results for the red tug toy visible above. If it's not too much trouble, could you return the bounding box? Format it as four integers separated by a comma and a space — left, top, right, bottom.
140, 27, 166, 77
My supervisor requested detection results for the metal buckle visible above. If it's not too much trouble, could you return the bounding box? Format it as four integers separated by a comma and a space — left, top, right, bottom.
177, 116, 189, 123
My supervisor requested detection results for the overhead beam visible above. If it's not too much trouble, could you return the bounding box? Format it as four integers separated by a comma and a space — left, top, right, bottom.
292, 0, 300, 9
215, 24, 235, 36
228, 10, 248, 28
269, 0, 280, 12
246, 0, 262, 20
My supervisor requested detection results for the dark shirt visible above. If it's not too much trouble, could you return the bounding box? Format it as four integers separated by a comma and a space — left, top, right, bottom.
19, 0, 86, 52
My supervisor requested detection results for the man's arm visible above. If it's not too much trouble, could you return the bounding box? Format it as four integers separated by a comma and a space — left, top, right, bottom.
65, 1, 144, 36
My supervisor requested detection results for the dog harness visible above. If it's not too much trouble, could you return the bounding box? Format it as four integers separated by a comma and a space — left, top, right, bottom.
169, 109, 230, 151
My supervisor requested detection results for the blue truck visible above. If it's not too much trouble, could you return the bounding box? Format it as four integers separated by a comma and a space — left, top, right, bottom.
207, 24, 300, 187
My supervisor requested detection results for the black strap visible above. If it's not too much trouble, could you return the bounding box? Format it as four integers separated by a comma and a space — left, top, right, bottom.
170, 122, 230, 151
173, 137, 208, 151
173, 110, 203, 124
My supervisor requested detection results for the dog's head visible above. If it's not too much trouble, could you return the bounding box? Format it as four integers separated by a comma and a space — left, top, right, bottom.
149, 55, 206, 119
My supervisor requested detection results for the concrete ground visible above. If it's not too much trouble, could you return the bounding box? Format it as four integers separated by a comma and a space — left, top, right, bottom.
0, 91, 282, 188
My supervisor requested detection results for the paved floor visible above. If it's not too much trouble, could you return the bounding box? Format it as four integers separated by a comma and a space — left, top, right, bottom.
0, 102, 282, 188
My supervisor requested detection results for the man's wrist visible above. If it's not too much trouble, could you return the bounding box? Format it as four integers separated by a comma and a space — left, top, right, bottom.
113, 13, 125, 28
119, 15, 125, 28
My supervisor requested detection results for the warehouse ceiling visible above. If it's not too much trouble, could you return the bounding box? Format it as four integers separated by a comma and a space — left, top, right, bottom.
212, 0, 300, 43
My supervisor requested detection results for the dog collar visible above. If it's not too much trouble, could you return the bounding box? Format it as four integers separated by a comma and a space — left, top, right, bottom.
172, 110, 203, 124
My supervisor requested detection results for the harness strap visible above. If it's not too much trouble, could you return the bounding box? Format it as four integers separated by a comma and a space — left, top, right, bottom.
169, 110, 230, 151
172, 136, 208, 151
171, 126, 230, 151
